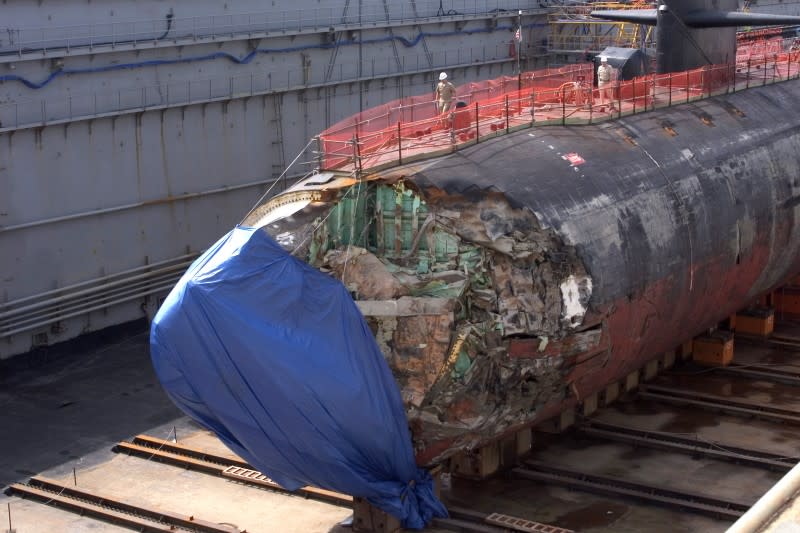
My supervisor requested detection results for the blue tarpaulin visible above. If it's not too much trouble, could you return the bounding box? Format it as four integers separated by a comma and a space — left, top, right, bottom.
150, 226, 447, 528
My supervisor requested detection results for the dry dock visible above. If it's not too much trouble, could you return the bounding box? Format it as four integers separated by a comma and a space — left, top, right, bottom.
6, 305, 800, 532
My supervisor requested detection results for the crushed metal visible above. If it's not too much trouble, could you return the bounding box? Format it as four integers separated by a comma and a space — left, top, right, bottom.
257, 177, 599, 462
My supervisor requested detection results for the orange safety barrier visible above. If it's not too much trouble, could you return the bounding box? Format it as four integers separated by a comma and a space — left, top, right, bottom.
317, 50, 800, 173
319, 64, 592, 169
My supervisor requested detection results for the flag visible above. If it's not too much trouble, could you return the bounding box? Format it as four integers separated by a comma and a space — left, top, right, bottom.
514, 27, 522, 42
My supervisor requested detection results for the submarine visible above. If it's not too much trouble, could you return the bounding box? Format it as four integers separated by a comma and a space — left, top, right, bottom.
149, 0, 800, 524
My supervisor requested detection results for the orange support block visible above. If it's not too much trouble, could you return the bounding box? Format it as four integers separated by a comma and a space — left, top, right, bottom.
735, 307, 775, 337
693, 331, 734, 367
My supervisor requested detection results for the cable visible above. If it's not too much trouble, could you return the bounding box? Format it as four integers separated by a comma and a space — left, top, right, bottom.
0, 22, 548, 90
157, 10, 175, 41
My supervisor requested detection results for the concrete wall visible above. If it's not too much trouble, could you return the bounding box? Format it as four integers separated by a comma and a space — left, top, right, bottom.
0, 1, 551, 358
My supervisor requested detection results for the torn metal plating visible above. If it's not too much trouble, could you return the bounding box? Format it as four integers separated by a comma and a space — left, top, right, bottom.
247, 172, 598, 464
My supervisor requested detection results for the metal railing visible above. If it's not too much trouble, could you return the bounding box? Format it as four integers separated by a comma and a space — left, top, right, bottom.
315, 54, 800, 175
1, 1, 542, 55
0, 253, 199, 340
0, 43, 523, 131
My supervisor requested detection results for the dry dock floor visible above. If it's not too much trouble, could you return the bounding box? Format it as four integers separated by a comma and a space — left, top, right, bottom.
3, 320, 800, 532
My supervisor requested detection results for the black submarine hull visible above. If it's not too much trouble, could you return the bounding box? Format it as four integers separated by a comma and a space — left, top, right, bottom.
392, 79, 800, 462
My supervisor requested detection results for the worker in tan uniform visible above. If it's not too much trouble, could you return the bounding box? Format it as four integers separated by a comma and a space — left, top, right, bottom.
435, 72, 457, 114
597, 57, 616, 110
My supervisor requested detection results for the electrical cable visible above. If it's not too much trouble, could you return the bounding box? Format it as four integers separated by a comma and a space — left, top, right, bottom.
0, 22, 547, 90
157, 10, 174, 41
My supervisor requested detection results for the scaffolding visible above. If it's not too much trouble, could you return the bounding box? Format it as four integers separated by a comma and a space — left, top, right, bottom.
547, 1, 656, 55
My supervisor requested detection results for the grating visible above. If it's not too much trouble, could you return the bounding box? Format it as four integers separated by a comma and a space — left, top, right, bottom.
485, 512, 574, 533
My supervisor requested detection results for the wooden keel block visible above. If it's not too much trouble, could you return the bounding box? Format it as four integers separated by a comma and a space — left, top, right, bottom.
662, 350, 676, 370
538, 409, 576, 434
428, 465, 443, 499
515, 427, 533, 457
451, 440, 500, 479
678, 340, 693, 360
581, 392, 599, 417
693, 331, 734, 367
624, 370, 639, 392
353, 497, 401, 533
643, 359, 660, 381
602, 381, 620, 405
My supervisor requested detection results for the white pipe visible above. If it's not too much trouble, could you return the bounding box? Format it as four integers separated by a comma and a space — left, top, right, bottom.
0, 269, 184, 330
0, 260, 193, 319
0, 281, 178, 338
726, 461, 800, 533
0, 253, 197, 309
0, 178, 272, 233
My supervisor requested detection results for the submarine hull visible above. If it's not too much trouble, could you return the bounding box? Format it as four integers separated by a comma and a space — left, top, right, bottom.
253, 75, 800, 465
403, 80, 800, 462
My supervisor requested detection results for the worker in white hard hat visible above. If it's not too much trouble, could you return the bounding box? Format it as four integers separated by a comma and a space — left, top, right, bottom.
596, 56, 616, 111
435, 72, 457, 114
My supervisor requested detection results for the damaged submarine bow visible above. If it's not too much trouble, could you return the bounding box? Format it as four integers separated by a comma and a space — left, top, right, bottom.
152, 0, 800, 486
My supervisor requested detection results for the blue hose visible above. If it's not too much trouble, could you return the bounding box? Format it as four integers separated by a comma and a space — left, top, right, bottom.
0, 23, 546, 90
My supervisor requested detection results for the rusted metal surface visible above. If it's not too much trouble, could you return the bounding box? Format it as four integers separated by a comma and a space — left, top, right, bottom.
8, 476, 240, 532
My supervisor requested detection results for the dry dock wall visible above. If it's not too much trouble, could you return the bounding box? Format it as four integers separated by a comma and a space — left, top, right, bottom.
0, 1, 549, 358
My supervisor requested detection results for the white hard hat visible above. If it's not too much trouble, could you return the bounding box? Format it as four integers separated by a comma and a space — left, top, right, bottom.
600, 56, 608, 62
439, 72, 448, 80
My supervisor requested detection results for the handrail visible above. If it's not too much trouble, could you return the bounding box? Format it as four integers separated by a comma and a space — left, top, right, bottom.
1, 1, 543, 56
315, 50, 800, 175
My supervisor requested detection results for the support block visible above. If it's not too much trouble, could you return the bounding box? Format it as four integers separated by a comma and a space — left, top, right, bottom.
693, 331, 734, 367
581, 392, 598, 417
515, 427, 533, 457
775, 287, 800, 317
736, 307, 775, 337
428, 465, 443, 499
602, 381, 620, 405
538, 409, 575, 434
451, 440, 500, 479
353, 497, 401, 533
498, 427, 532, 467
643, 359, 660, 381
662, 350, 676, 370
625, 370, 639, 392
678, 340, 693, 360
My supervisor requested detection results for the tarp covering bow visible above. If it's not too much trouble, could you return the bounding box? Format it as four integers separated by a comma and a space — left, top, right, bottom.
150, 226, 448, 528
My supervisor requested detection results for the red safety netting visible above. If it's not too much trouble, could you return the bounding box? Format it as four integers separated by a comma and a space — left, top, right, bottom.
318, 48, 800, 172
319, 64, 592, 169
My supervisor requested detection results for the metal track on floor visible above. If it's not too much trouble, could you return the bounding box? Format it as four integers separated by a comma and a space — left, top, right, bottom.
637, 384, 800, 424
576, 420, 797, 471
435, 506, 575, 533
114, 435, 352, 506
117, 435, 566, 533
7, 476, 239, 532
734, 333, 800, 351
514, 462, 751, 520
710, 363, 800, 387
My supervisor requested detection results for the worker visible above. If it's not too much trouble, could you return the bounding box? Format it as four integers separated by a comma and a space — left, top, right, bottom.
435, 72, 457, 114
597, 56, 616, 110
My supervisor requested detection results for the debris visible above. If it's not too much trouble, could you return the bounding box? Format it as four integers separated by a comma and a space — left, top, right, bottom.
266, 179, 598, 462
